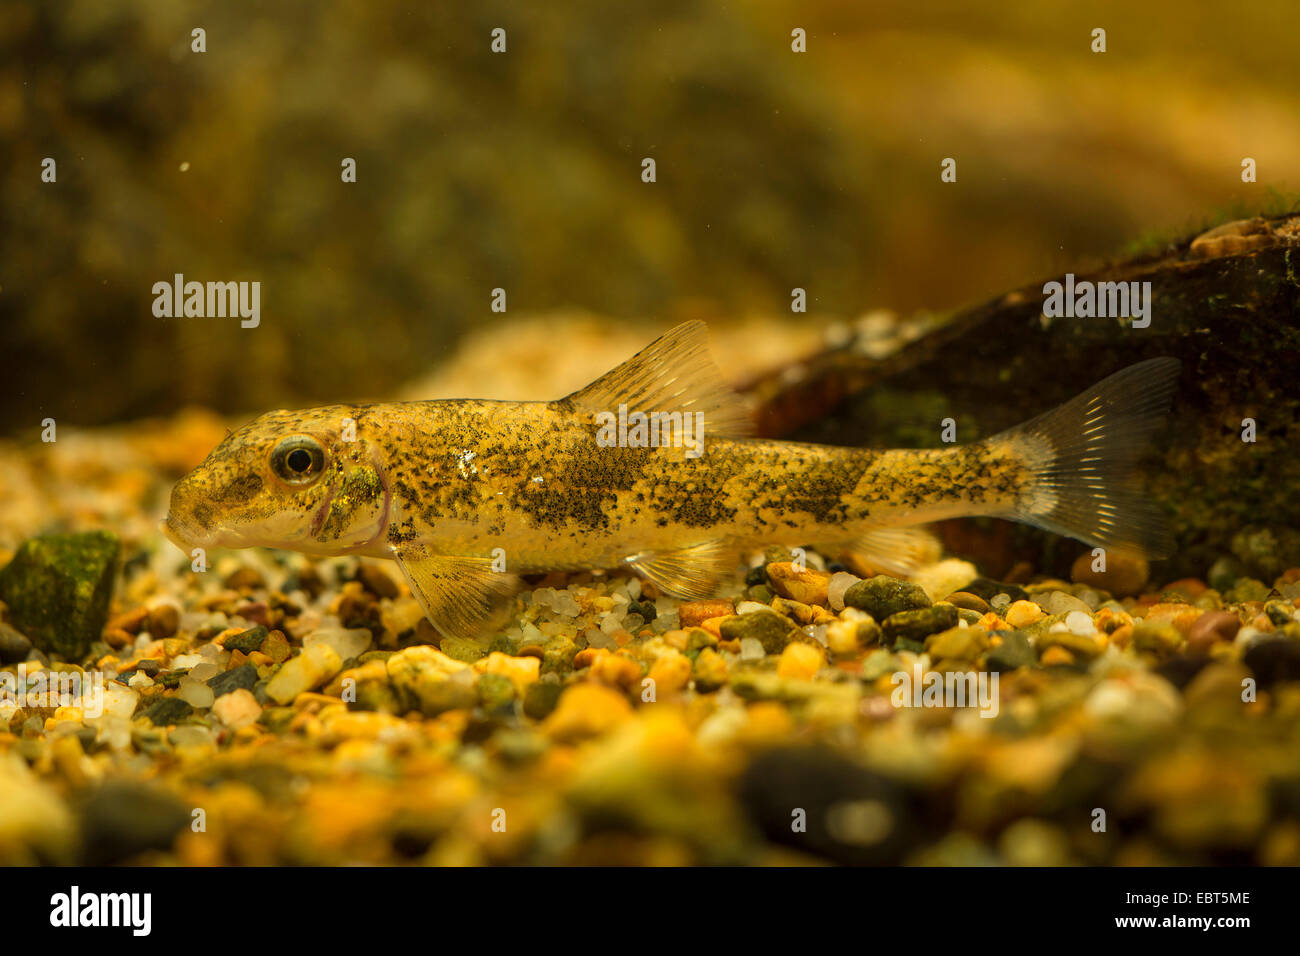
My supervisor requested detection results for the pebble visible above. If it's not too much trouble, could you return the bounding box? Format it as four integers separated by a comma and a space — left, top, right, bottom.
776, 642, 825, 680
207, 663, 259, 698
1064, 611, 1096, 635
1004, 600, 1044, 628
177, 677, 215, 709
1186, 610, 1242, 654
356, 563, 401, 599
1070, 550, 1150, 598
211, 688, 261, 729
843, 576, 931, 620
1037, 590, 1094, 617
881, 604, 959, 646
679, 599, 735, 628
911, 559, 978, 603
766, 562, 832, 606
265, 643, 343, 705
945, 591, 990, 614
306, 627, 372, 661
543, 683, 631, 741
827, 572, 861, 612
719, 610, 800, 654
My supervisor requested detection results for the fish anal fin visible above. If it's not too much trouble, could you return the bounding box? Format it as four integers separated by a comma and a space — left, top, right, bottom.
625, 538, 736, 599
391, 545, 519, 640
562, 320, 754, 437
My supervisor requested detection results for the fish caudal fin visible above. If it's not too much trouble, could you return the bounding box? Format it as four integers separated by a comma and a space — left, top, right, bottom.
994, 357, 1181, 559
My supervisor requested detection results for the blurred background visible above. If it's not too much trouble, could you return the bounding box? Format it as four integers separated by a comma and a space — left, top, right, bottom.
3, 0, 1299, 434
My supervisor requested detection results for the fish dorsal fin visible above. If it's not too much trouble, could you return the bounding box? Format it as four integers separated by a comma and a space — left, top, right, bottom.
561, 321, 754, 437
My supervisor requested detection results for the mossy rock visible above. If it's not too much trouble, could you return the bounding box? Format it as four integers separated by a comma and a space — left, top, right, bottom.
0, 531, 120, 660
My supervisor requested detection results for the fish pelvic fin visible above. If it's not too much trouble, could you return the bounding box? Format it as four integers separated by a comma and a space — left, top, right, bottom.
625, 538, 736, 599
560, 320, 755, 437
391, 544, 520, 640
993, 357, 1181, 559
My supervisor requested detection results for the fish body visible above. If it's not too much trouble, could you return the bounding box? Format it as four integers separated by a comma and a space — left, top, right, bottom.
165, 322, 1179, 636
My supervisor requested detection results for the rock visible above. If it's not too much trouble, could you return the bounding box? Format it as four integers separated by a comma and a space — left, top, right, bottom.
306, 626, 372, 661
925, 626, 988, 661
961, 577, 1029, 604
1004, 600, 1044, 628
1186, 610, 1242, 654
945, 591, 990, 613
221, 626, 268, 653
207, 663, 259, 698
0, 753, 76, 864
827, 572, 861, 612
265, 643, 343, 705
881, 604, 959, 646
843, 575, 931, 620
1036, 590, 1094, 617
737, 747, 919, 865
145, 603, 180, 639
1132, 621, 1183, 655
77, 780, 191, 865
356, 562, 401, 598
438, 636, 485, 663
1243, 637, 1300, 688
719, 610, 800, 654
0, 622, 32, 664
0, 531, 119, 660
986, 631, 1035, 672
1232, 525, 1300, 581
476, 673, 516, 712
141, 696, 193, 725
1070, 550, 1149, 597
679, 599, 735, 628
211, 688, 262, 728
776, 642, 825, 680
692, 646, 730, 691
543, 683, 631, 741
386, 645, 476, 715
523, 679, 564, 720
911, 558, 978, 602
765, 562, 831, 606
177, 677, 214, 709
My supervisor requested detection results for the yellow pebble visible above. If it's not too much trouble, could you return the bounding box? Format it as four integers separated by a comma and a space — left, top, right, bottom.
1005, 600, 1045, 628
776, 641, 825, 680
647, 650, 692, 695
543, 683, 632, 741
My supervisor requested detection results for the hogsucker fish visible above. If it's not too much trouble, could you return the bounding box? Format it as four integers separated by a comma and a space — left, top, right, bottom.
163, 322, 1180, 638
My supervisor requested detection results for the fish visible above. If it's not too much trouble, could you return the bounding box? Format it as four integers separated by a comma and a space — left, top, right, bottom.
163, 321, 1180, 638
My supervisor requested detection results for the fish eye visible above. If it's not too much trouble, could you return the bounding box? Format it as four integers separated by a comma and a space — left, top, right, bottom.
270, 436, 326, 485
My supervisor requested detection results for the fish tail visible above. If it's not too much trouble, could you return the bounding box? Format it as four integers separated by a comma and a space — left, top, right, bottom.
991, 357, 1181, 558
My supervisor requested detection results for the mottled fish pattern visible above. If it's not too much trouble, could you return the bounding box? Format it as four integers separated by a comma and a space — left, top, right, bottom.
165, 322, 1180, 637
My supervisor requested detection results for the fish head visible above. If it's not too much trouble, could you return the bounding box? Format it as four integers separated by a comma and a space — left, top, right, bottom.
163, 406, 390, 556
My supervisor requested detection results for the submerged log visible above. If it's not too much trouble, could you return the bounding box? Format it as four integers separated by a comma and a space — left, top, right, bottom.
741, 213, 1300, 581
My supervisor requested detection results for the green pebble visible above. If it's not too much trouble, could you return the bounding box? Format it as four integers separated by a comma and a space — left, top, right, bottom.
719, 611, 799, 654
541, 636, 578, 675
881, 604, 959, 646
747, 584, 776, 604
986, 631, 1035, 672
0, 531, 120, 660
440, 636, 486, 663
844, 575, 932, 620
223, 626, 268, 654
523, 679, 564, 720
476, 673, 516, 712
140, 696, 193, 726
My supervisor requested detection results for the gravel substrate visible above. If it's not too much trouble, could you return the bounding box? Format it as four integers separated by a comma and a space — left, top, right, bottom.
2, 402, 1300, 866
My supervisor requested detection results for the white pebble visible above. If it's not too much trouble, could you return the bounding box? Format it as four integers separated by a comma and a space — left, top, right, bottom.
178, 677, 215, 709
991, 593, 1011, 609
735, 601, 770, 615
739, 638, 766, 661
1065, 611, 1096, 635
828, 572, 861, 612
306, 627, 372, 661
189, 661, 220, 682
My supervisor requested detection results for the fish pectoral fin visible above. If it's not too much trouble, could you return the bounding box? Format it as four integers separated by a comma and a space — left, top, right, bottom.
838, 526, 942, 577
561, 320, 755, 437
625, 539, 735, 599
391, 546, 519, 640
